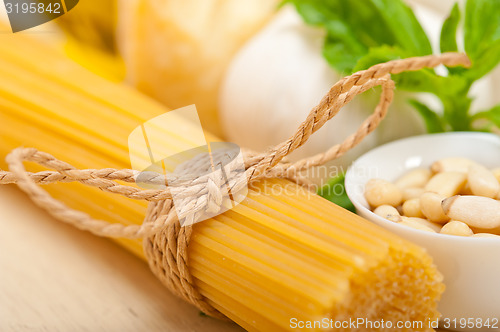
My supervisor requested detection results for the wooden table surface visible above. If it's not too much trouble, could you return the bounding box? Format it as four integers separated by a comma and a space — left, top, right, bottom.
0, 186, 455, 332
0, 186, 243, 332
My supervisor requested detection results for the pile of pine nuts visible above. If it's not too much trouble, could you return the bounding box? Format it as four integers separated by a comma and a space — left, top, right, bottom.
364, 157, 500, 237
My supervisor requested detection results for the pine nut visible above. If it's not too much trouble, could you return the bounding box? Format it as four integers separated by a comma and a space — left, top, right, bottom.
373, 205, 401, 222
440, 220, 474, 236
365, 158, 500, 237
395, 168, 431, 189
492, 168, 500, 183
364, 179, 403, 208
420, 192, 449, 223
460, 182, 474, 195
425, 171, 467, 197
472, 233, 500, 238
402, 198, 424, 218
401, 216, 442, 232
493, 168, 500, 199
402, 187, 425, 201
468, 164, 500, 198
431, 157, 479, 173
442, 195, 500, 229
398, 218, 437, 233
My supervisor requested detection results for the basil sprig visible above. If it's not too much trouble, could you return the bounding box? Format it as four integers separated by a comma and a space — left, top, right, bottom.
286, 0, 500, 133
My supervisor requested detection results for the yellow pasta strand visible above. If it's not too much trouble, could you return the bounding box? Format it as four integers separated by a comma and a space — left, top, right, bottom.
0, 29, 443, 331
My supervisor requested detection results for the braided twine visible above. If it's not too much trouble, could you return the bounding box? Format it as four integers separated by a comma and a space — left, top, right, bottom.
0, 54, 470, 318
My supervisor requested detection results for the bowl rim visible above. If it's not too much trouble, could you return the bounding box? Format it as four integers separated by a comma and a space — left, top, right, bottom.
345, 131, 500, 242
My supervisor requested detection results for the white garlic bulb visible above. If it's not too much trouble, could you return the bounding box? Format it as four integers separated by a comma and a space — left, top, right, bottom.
218, 4, 494, 177
219, 7, 424, 167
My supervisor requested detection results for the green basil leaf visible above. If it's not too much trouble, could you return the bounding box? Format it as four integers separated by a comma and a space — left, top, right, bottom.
463, 0, 500, 80
440, 3, 460, 53
284, 0, 338, 26
395, 71, 443, 93
472, 104, 500, 129
289, 0, 396, 72
289, 0, 499, 135
322, 20, 369, 73
333, 0, 397, 47
289, 0, 429, 72
408, 99, 445, 133
317, 173, 355, 213
353, 45, 406, 71
464, 40, 500, 80
464, 0, 500, 60
440, 94, 473, 131
353, 46, 452, 94
323, 41, 365, 73
440, 3, 466, 76
369, 0, 432, 56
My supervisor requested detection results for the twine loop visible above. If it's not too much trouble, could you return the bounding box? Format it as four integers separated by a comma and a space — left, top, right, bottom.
0, 53, 471, 317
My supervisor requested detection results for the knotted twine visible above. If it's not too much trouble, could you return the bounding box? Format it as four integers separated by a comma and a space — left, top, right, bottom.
0, 53, 470, 318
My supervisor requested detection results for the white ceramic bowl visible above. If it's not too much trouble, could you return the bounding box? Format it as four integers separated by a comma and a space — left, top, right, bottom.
345, 132, 500, 331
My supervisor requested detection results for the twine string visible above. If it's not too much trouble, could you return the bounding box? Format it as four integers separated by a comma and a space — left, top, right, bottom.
0, 53, 471, 316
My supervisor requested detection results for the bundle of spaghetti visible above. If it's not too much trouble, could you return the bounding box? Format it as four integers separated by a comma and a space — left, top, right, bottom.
0, 30, 444, 331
